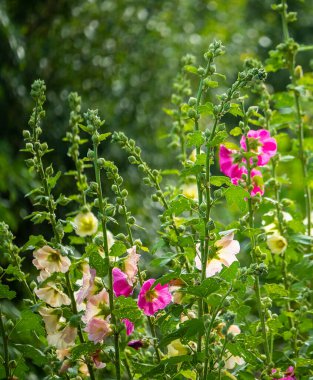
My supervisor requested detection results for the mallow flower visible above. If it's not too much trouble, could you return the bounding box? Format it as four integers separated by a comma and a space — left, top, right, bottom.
137, 279, 172, 316
35, 282, 71, 307
240, 129, 277, 166
33, 245, 71, 277
267, 233, 288, 254
84, 318, 112, 344
74, 211, 98, 237
122, 318, 134, 336
195, 231, 240, 277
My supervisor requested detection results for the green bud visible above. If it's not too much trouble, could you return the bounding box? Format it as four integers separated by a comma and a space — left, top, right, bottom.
23, 130, 31, 139
128, 156, 137, 164
197, 67, 205, 76
87, 149, 95, 159
151, 194, 159, 202
188, 109, 197, 118
128, 216, 136, 225
188, 97, 197, 106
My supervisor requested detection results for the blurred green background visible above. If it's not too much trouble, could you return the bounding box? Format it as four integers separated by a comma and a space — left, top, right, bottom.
1, 0, 313, 245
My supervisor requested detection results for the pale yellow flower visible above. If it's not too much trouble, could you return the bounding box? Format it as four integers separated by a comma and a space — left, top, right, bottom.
33, 245, 71, 275
195, 232, 240, 278
267, 233, 288, 254
224, 352, 245, 369
227, 324, 241, 336
74, 211, 98, 237
189, 148, 204, 163
124, 246, 140, 283
38, 307, 60, 334
182, 183, 198, 200
35, 282, 71, 307
167, 339, 188, 357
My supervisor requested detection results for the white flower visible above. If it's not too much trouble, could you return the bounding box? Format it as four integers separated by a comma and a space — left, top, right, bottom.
74, 211, 98, 237
195, 232, 240, 277
182, 183, 198, 200
167, 339, 188, 357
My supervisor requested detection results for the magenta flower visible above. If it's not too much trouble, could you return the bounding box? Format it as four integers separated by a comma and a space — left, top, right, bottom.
272, 366, 296, 380
231, 168, 264, 196
219, 145, 244, 180
112, 268, 133, 297
122, 318, 134, 336
240, 129, 277, 166
137, 279, 172, 316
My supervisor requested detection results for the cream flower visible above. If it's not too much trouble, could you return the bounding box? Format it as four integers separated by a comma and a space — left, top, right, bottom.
167, 339, 188, 357
33, 245, 71, 275
35, 282, 71, 307
74, 211, 98, 237
195, 232, 240, 277
224, 352, 245, 369
267, 233, 288, 254
38, 307, 60, 334
83, 289, 110, 323
182, 183, 198, 200
47, 325, 77, 349
227, 324, 241, 336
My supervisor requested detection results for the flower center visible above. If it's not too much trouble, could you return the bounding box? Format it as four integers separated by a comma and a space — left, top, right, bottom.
145, 289, 158, 302
48, 252, 61, 263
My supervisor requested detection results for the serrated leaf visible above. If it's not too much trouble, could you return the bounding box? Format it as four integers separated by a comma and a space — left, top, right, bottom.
208, 131, 228, 147
71, 342, 100, 360
48, 170, 61, 190
113, 296, 142, 322
186, 277, 221, 298
263, 283, 288, 298
87, 244, 108, 277
0, 284, 16, 300
210, 176, 231, 187
159, 319, 204, 347
229, 103, 244, 117
13, 344, 48, 366
165, 196, 192, 216
225, 185, 249, 213
186, 131, 204, 148
198, 103, 214, 115
110, 241, 127, 257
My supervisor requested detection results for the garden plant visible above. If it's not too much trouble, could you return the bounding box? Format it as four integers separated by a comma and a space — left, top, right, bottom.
0, 1, 312, 379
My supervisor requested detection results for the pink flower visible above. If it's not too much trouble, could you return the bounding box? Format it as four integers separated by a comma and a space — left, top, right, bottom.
240, 129, 277, 166
112, 268, 133, 297
122, 319, 134, 336
137, 279, 172, 316
83, 288, 110, 323
231, 168, 264, 196
84, 318, 111, 344
75, 264, 97, 305
91, 350, 106, 369
219, 145, 244, 179
195, 232, 240, 277
128, 340, 143, 350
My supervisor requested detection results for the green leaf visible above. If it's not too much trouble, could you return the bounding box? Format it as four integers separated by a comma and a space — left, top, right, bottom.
13, 344, 48, 366
186, 277, 221, 298
12, 309, 45, 343
160, 319, 204, 347
206, 80, 218, 88
71, 342, 100, 360
225, 185, 249, 213
0, 284, 16, 300
87, 244, 108, 277
98, 132, 111, 142
263, 283, 288, 298
210, 176, 231, 187
48, 170, 61, 190
198, 103, 214, 115
230, 127, 242, 136
113, 296, 142, 322
186, 131, 204, 148
165, 196, 192, 216
208, 131, 228, 147
110, 241, 127, 257
78, 124, 90, 133
229, 103, 244, 117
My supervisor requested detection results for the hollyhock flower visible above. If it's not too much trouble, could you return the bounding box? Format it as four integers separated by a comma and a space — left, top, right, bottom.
124, 246, 140, 283
122, 318, 134, 336
56, 348, 70, 361
38, 307, 60, 334
224, 352, 245, 369
182, 183, 198, 200
195, 232, 240, 278
92, 350, 106, 369
167, 339, 188, 357
84, 317, 112, 344
33, 245, 71, 274
228, 324, 241, 336
48, 325, 77, 349
128, 340, 143, 350
267, 233, 288, 254
138, 279, 172, 316
240, 129, 277, 166
112, 268, 133, 297
35, 282, 71, 307
219, 145, 244, 179
83, 288, 110, 323
74, 211, 98, 237
231, 168, 264, 196
75, 264, 97, 305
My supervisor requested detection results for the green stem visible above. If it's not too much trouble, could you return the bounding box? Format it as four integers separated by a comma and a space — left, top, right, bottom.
245, 136, 271, 365
0, 309, 10, 379
93, 141, 121, 380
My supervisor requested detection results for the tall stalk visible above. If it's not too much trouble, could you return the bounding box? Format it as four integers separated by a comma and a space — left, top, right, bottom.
280, 0, 312, 236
